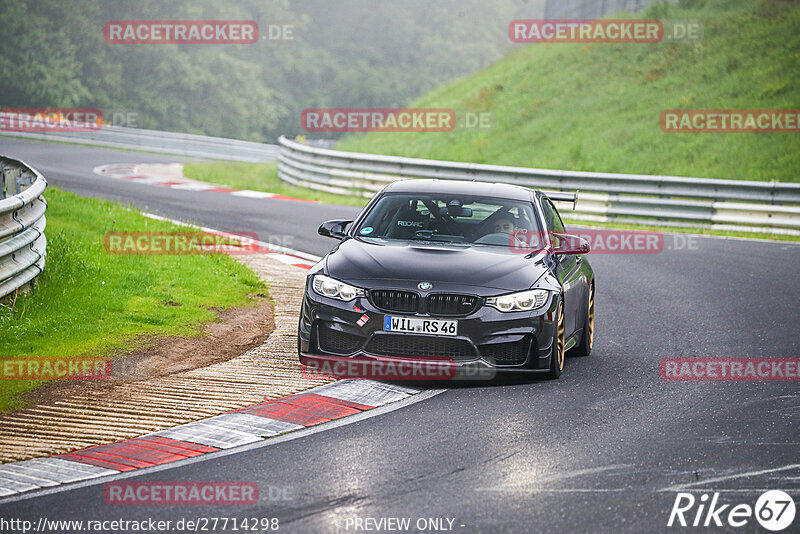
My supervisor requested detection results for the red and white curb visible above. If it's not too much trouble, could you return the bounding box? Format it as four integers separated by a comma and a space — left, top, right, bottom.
93, 163, 314, 203
140, 211, 320, 270
0, 380, 424, 498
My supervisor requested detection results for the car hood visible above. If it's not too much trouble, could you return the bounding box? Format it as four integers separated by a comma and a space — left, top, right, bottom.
325, 238, 549, 294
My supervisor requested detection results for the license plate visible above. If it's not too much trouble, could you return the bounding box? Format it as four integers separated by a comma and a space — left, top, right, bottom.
383, 316, 458, 336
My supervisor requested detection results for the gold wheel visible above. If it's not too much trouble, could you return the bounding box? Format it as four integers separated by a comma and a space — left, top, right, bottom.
556, 303, 565, 371
587, 285, 595, 350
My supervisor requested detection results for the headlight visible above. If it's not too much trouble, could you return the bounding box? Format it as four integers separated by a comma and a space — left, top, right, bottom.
312, 275, 365, 301
486, 289, 549, 312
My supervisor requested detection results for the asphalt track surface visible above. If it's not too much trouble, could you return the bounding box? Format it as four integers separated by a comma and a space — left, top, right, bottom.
1, 138, 799, 533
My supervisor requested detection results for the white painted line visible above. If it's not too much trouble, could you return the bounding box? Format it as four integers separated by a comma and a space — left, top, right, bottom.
0, 462, 64, 477
2, 461, 98, 484
28, 457, 119, 478
476, 465, 634, 493
149, 421, 263, 449
660, 463, 800, 492
478, 488, 629, 493
263, 251, 315, 266
202, 413, 302, 437
167, 183, 217, 191
92, 164, 136, 178
371, 382, 424, 395
0, 475, 39, 493
123, 176, 171, 185
0, 466, 60, 488
696, 489, 800, 493
314, 380, 413, 407
480, 488, 800, 494
0, 464, 65, 485
230, 190, 277, 199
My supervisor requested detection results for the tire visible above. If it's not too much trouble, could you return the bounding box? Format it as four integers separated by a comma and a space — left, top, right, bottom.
569, 283, 595, 357
547, 298, 566, 379
297, 321, 307, 363
297, 321, 303, 360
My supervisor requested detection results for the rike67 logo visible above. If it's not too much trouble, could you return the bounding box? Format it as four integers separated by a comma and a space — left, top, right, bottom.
668, 490, 796, 531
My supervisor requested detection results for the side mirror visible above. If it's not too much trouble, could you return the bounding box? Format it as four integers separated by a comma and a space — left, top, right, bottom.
318, 220, 352, 240
551, 233, 590, 255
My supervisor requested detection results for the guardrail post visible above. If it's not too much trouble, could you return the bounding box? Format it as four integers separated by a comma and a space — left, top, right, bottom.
17, 171, 35, 193
0, 156, 49, 299
6, 166, 21, 196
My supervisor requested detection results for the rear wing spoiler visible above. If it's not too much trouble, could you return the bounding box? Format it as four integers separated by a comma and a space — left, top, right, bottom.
543, 190, 579, 210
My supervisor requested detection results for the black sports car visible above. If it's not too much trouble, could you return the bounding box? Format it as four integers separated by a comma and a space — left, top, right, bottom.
298, 179, 595, 380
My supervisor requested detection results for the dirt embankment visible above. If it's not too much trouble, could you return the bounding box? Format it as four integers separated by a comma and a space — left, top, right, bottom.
22, 298, 275, 407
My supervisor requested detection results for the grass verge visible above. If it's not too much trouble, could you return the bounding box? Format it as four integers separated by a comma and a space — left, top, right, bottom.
0, 187, 266, 413
183, 161, 368, 206
338, 0, 800, 182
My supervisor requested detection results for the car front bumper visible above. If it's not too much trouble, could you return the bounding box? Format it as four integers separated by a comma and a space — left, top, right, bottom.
298, 282, 560, 378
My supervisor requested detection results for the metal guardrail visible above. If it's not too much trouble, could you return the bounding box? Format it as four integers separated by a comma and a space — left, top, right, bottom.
0, 112, 279, 162
0, 156, 47, 299
277, 136, 800, 235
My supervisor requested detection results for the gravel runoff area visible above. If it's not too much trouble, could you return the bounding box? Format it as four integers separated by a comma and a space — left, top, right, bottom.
0, 253, 329, 463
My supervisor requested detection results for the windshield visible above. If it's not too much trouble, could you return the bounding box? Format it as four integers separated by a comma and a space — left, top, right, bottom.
355, 192, 542, 246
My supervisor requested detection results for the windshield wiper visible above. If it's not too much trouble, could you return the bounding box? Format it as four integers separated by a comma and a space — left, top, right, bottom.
412, 230, 464, 243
